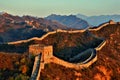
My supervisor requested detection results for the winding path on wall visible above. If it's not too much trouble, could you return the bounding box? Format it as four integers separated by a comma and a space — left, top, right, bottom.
88, 21, 118, 31
29, 35, 107, 80
30, 54, 42, 80
69, 49, 96, 64
50, 49, 97, 69
30, 49, 97, 80
7, 21, 112, 45
29, 21, 120, 80
30, 39, 106, 80
30, 49, 98, 80
8, 29, 85, 44
88, 22, 110, 31
6, 21, 111, 80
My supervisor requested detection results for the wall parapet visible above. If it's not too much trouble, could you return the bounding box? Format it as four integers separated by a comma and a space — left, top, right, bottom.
8, 21, 118, 45
88, 20, 118, 31
30, 38, 106, 80
8, 29, 86, 45
69, 49, 96, 64
50, 54, 97, 70
30, 54, 41, 80
95, 40, 106, 51
88, 23, 109, 31
20, 21, 113, 80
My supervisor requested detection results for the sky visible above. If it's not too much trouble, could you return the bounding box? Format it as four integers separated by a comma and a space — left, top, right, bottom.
0, 0, 120, 17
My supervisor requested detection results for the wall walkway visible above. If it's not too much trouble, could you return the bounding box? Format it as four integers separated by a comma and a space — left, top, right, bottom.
8, 21, 116, 45
30, 54, 41, 80
8, 29, 85, 45
19, 21, 112, 80
30, 37, 107, 80
50, 49, 97, 70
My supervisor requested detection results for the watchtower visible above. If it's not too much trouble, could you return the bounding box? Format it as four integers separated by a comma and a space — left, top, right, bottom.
109, 20, 115, 24
29, 44, 53, 63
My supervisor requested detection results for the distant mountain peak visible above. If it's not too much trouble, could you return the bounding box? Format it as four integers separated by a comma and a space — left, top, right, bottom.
68, 14, 76, 17
0, 12, 68, 43
76, 14, 120, 26
76, 14, 88, 19
46, 14, 89, 29
68, 15, 77, 18
48, 14, 77, 19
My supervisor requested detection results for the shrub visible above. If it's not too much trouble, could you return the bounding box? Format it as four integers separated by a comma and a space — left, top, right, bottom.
15, 74, 29, 80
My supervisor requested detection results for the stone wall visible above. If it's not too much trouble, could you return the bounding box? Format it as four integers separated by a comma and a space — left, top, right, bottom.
43, 46, 53, 63
7, 23, 109, 45
88, 20, 117, 31
109, 20, 116, 24
7, 29, 85, 44
69, 49, 96, 64
88, 23, 109, 31
29, 44, 44, 55
30, 50, 97, 80
30, 38, 107, 80
30, 37, 107, 79
30, 54, 41, 80
7, 20, 119, 45
8, 20, 112, 80
50, 55, 97, 70
29, 44, 53, 63
95, 40, 106, 51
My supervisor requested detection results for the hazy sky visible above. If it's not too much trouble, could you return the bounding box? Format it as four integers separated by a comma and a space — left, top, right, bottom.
0, 0, 120, 17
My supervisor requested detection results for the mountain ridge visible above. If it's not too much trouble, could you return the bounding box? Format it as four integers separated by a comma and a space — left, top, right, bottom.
0, 20, 120, 80
0, 13, 68, 43
77, 14, 120, 26
0, 12, 120, 80
46, 14, 90, 29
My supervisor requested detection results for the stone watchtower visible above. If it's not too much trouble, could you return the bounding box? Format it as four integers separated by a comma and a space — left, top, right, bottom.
29, 44, 53, 63
109, 20, 115, 24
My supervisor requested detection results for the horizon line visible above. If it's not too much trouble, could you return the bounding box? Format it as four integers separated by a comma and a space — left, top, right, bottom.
1, 11, 120, 18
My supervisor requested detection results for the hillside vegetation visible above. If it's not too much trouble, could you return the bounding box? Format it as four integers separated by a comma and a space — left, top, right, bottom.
0, 13, 68, 43
0, 31, 103, 61
0, 23, 120, 80
0, 52, 34, 80
40, 24, 120, 80
34, 31, 103, 61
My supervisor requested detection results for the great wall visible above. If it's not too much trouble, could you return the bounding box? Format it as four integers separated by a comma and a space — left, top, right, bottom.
8, 29, 85, 45
6, 20, 119, 80
8, 20, 117, 45
30, 40, 106, 80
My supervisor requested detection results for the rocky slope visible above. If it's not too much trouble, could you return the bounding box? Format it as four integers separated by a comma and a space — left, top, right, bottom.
46, 14, 89, 29
0, 52, 34, 80
0, 13, 68, 43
